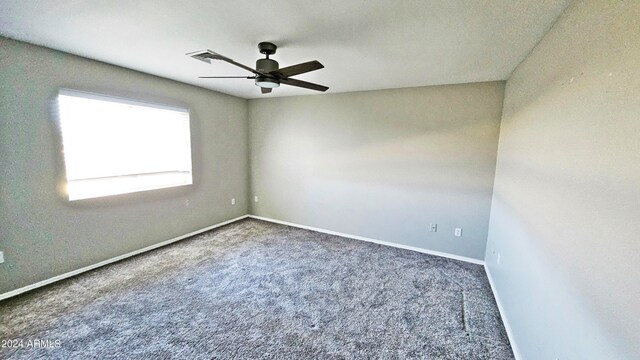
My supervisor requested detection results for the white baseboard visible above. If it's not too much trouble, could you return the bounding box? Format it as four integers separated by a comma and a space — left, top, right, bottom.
2, 212, 517, 358
484, 265, 522, 360
249, 215, 485, 265
0, 214, 250, 301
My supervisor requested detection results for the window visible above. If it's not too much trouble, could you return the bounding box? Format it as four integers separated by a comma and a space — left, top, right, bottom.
57, 89, 192, 200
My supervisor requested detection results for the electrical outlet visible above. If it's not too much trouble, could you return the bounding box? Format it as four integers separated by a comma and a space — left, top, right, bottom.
454, 228, 462, 237
0, 251, 4, 264
231, 198, 236, 205
429, 223, 437, 232
497, 253, 501, 265
254, 196, 259, 203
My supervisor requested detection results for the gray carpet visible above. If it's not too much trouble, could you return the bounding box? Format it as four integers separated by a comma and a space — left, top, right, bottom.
0, 219, 514, 359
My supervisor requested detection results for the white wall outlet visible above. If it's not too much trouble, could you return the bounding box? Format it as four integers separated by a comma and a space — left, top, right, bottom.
429, 223, 437, 232
0, 251, 4, 264
254, 196, 259, 203
454, 228, 462, 237
185, 199, 190, 207
497, 253, 501, 265
231, 198, 236, 205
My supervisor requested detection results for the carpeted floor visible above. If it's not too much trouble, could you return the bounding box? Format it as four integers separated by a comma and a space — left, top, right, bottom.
0, 219, 513, 359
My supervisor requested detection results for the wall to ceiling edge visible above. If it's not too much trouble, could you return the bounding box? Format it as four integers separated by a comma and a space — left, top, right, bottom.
485, 0, 640, 358
10, 7, 639, 357
0, 37, 250, 295
4, 2, 638, 358
1, 34, 504, 297
248, 82, 505, 261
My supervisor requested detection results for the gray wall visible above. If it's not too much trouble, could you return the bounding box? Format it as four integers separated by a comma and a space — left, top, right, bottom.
0, 37, 249, 294
249, 83, 504, 260
486, 0, 640, 358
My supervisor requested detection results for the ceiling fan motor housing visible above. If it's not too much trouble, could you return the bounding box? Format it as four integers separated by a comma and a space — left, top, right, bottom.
255, 58, 280, 88
256, 58, 278, 73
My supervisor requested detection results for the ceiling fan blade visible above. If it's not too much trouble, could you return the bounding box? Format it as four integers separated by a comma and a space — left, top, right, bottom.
199, 76, 256, 79
279, 78, 329, 92
187, 49, 263, 75
261, 87, 272, 94
270, 60, 324, 78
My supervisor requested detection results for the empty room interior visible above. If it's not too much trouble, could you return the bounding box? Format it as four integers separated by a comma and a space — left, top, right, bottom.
0, 0, 638, 359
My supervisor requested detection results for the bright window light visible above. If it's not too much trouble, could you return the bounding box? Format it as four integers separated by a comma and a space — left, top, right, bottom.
57, 89, 192, 200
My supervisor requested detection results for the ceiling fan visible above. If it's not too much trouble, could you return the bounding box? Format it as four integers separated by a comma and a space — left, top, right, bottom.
187, 42, 329, 94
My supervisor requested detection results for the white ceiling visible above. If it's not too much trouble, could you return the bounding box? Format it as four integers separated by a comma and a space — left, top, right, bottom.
0, 0, 569, 99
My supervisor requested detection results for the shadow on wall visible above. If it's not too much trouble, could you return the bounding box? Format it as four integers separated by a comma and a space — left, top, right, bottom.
250, 82, 503, 260
258, 84, 501, 193
313, 124, 498, 192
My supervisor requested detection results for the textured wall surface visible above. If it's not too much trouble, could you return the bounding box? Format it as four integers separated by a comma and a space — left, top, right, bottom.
0, 37, 249, 294
249, 82, 505, 260
486, 0, 640, 358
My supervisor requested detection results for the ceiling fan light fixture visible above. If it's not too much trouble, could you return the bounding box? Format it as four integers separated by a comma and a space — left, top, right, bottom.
255, 76, 280, 88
